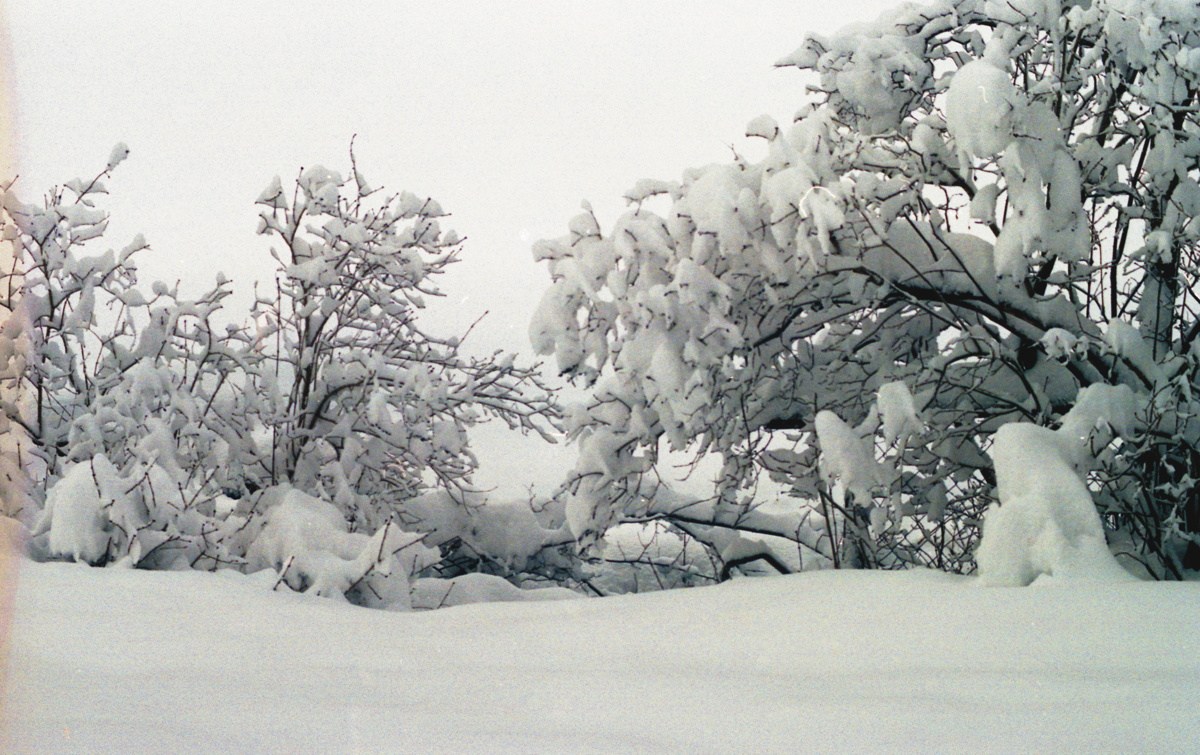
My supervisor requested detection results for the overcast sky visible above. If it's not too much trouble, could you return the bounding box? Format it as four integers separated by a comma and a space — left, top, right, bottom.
7, 0, 893, 494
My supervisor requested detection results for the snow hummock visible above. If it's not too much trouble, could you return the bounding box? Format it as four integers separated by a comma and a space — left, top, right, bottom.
6, 561, 1199, 753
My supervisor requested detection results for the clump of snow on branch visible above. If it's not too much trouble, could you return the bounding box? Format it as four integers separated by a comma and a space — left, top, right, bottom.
877, 380, 923, 449
815, 410, 884, 504
946, 60, 1024, 161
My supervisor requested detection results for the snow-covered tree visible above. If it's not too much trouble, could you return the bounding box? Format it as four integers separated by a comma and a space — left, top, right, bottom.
3, 151, 570, 606
249, 158, 560, 531
0, 151, 261, 566
533, 0, 1200, 578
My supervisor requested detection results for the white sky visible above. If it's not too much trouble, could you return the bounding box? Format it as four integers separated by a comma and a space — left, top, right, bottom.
7, 0, 893, 495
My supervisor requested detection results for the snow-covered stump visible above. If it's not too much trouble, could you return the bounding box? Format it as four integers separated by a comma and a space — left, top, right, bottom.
977, 386, 1137, 586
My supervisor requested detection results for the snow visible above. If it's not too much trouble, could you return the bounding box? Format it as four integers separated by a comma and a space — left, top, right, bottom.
5, 560, 1199, 753
815, 409, 884, 502
945, 60, 1024, 162
977, 394, 1137, 587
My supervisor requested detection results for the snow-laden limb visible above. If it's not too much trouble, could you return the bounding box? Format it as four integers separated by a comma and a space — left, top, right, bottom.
977, 385, 1139, 586
457, 498, 569, 572
647, 492, 828, 577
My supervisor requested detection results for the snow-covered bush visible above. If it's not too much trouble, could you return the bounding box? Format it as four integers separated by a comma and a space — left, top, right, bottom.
250, 156, 560, 531
0, 150, 143, 508
533, 0, 1200, 578
0, 154, 264, 567
244, 486, 438, 610
4, 150, 574, 608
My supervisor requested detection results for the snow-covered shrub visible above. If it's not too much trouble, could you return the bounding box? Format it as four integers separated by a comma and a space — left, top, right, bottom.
6, 150, 573, 608
0, 153, 266, 567
533, 0, 1200, 578
0, 183, 29, 521
250, 156, 560, 531
0, 151, 144, 506
31, 453, 245, 569
34, 454, 130, 565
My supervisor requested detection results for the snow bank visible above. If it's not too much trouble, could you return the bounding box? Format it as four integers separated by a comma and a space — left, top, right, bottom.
7, 562, 1199, 753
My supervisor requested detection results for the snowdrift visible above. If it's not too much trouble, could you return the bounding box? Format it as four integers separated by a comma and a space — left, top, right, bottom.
5, 561, 1198, 753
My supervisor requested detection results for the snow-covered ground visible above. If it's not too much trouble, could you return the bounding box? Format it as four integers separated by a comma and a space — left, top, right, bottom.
4, 561, 1198, 753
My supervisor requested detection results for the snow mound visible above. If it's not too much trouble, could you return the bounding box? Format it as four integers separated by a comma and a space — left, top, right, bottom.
410, 573, 580, 609
246, 486, 437, 610
977, 385, 1138, 586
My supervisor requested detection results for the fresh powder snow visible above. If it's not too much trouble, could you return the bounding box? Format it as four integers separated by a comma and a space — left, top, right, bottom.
4, 560, 1198, 753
